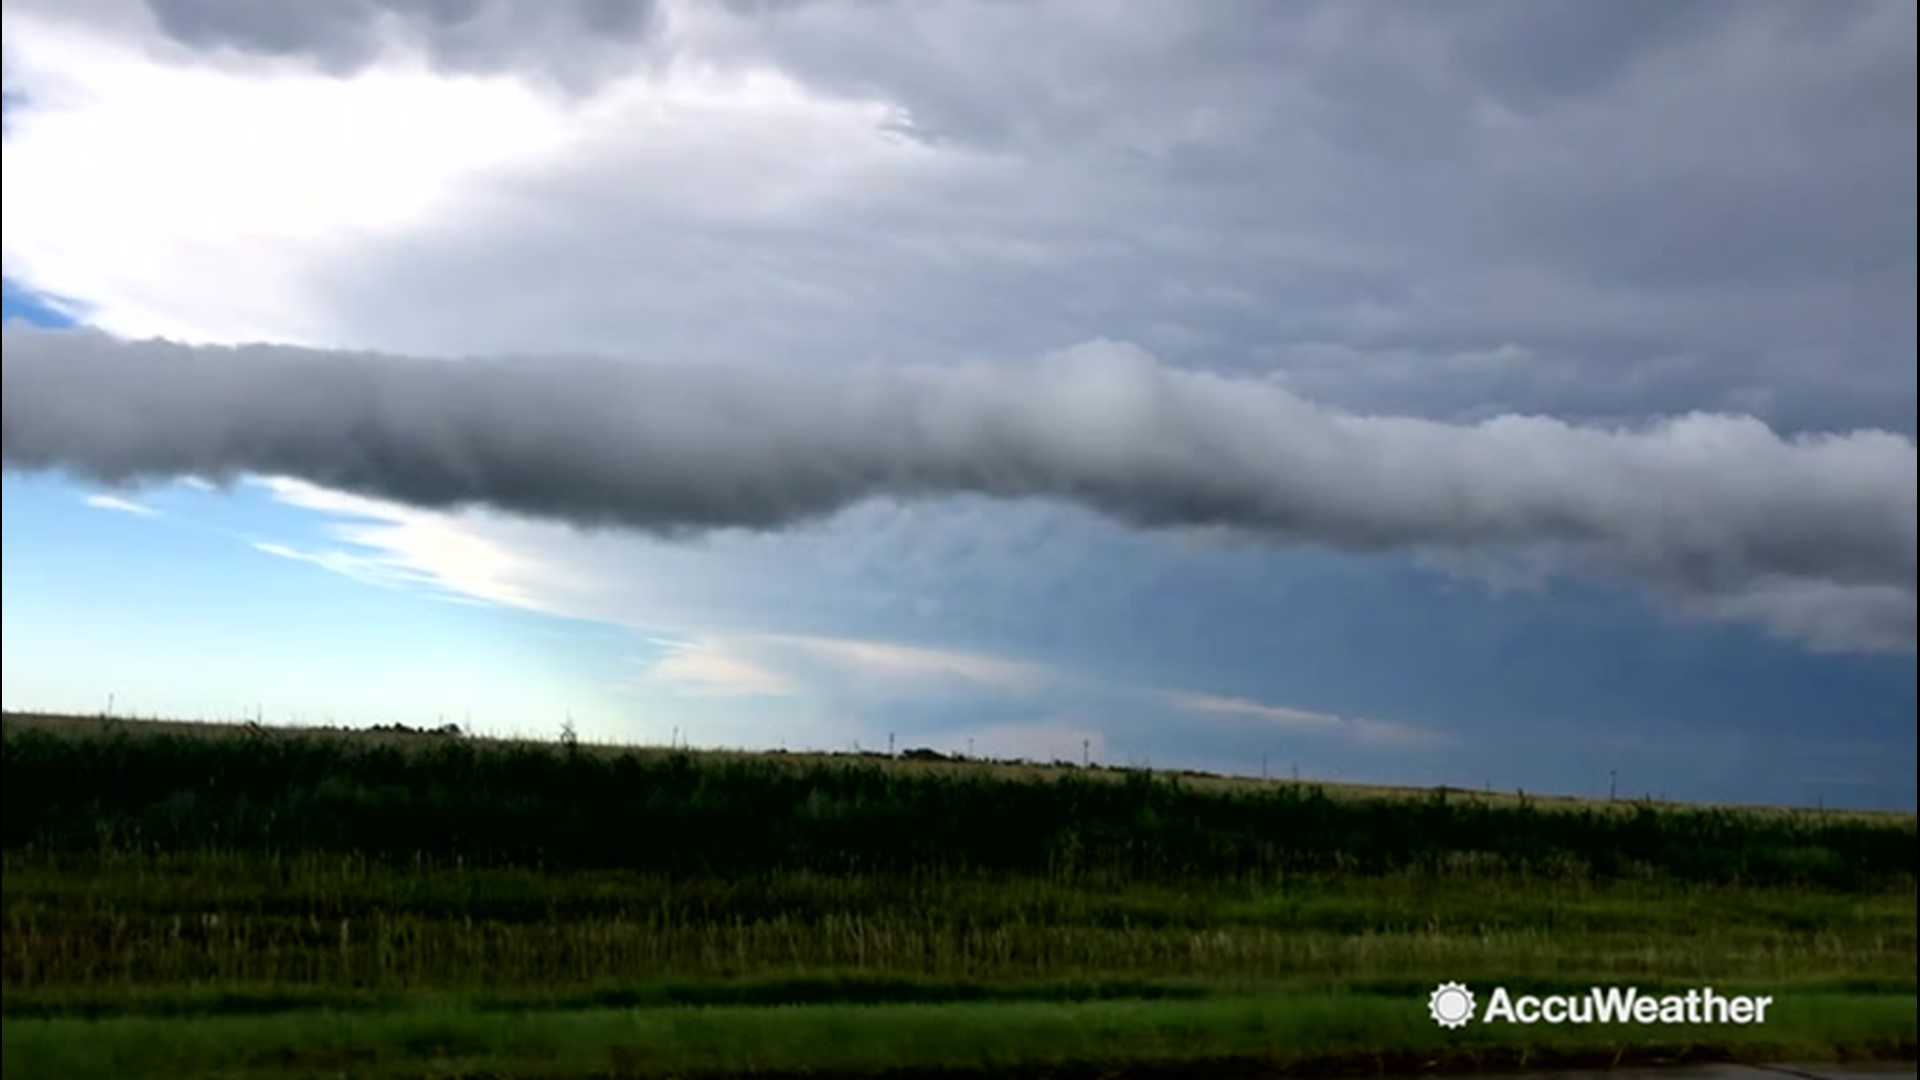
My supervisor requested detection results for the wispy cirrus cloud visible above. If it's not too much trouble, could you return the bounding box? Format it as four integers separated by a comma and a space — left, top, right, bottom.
634, 637, 802, 700
248, 540, 435, 592
80, 491, 157, 517
250, 476, 583, 613
223, 474, 1461, 755
1167, 692, 1452, 750
758, 634, 1055, 693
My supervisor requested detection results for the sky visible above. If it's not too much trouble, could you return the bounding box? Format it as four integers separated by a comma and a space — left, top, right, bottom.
1, 0, 1914, 808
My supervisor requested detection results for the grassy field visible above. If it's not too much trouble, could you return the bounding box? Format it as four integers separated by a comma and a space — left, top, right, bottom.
11, 993, 1914, 1080
2, 711, 1914, 1077
9, 710, 1903, 817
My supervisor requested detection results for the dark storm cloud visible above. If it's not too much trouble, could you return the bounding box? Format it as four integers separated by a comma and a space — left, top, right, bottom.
232, 0, 1906, 440
15, 2, 1909, 434
5, 328, 1914, 651
140, 0, 662, 85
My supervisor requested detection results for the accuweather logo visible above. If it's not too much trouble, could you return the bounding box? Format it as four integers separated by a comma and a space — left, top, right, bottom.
1428, 983, 1775, 1027
1428, 982, 1477, 1028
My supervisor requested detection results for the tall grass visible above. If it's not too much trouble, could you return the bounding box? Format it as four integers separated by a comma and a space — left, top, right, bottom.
9, 992, 1917, 1080
4, 717, 1913, 1045
9, 851, 1911, 1000
4, 723, 1912, 886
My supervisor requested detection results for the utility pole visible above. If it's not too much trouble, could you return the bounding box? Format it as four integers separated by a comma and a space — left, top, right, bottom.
1262, 752, 1268, 780
1083, 738, 1090, 768
1609, 769, 1617, 801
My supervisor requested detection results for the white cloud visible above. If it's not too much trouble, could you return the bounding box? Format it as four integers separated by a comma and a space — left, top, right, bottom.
229, 472, 1451, 757
254, 477, 585, 613
250, 479, 1061, 702
1168, 692, 1451, 750
80, 491, 156, 516
758, 634, 1053, 693
634, 637, 800, 700
248, 540, 434, 592
1683, 578, 1918, 656
1, 7, 574, 344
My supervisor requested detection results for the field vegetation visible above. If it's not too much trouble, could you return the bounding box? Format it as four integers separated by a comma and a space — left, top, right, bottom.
3, 711, 1914, 1078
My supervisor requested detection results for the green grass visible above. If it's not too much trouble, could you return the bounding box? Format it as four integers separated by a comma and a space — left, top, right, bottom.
7, 852, 1913, 997
11, 712, 1904, 822
4, 713, 1914, 1076
5, 992, 1913, 1079
5, 715, 1912, 885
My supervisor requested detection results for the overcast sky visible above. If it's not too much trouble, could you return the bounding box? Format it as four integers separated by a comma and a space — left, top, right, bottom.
2, 0, 1914, 807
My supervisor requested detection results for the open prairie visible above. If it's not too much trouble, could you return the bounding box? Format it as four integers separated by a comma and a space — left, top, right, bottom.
3, 712, 1913, 1078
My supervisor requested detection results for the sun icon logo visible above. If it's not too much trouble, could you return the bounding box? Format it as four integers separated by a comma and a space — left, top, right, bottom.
1428, 981, 1476, 1028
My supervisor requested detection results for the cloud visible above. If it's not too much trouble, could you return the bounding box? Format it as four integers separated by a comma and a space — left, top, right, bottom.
4, 1, 1910, 438
633, 636, 800, 699
5, 327, 1914, 653
255, 476, 583, 611
228, 473, 1452, 751
1, 8, 577, 343
1685, 578, 1919, 657
619, 632, 1056, 721
249, 539, 436, 592
4, 0, 1913, 804
759, 634, 1053, 693
80, 491, 157, 516
9, 0, 666, 91
1168, 692, 1449, 750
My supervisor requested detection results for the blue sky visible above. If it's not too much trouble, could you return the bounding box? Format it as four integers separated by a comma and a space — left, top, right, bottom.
2, 1, 1914, 808
4, 289, 654, 737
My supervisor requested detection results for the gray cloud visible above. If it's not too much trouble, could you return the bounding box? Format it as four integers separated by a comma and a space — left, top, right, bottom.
1691, 579, 1917, 657
248, 0, 1906, 439
6, 328, 1913, 652
7, 1, 1910, 437
101, 0, 664, 90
